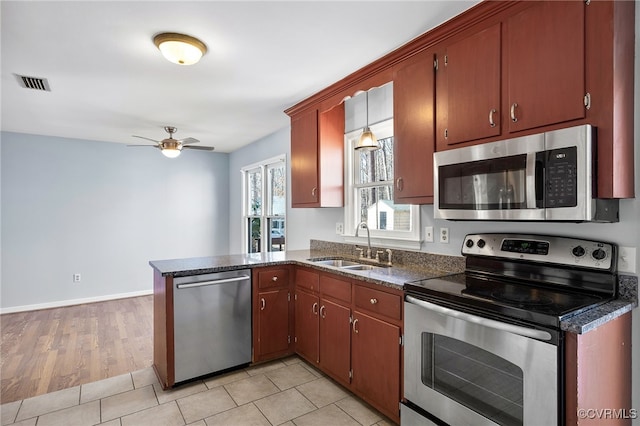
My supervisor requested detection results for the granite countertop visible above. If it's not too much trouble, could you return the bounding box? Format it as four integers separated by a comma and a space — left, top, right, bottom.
149, 250, 638, 335
149, 249, 454, 291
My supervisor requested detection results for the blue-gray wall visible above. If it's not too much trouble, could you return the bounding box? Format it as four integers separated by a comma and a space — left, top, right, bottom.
1, 132, 230, 310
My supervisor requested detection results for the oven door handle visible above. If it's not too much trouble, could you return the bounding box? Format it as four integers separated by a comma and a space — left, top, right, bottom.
405, 295, 553, 341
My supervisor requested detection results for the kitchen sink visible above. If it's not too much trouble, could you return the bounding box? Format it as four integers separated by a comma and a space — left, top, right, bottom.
307, 257, 387, 270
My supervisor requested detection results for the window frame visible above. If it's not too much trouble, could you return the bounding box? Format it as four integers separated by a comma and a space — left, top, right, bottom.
343, 119, 421, 249
241, 154, 286, 254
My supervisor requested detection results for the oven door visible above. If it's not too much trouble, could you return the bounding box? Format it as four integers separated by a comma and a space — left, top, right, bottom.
404, 295, 559, 426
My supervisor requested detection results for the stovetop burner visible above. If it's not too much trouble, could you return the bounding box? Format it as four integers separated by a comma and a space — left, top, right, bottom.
489, 290, 554, 307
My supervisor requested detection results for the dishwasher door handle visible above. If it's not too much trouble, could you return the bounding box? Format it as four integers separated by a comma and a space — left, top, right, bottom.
176, 276, 249, 289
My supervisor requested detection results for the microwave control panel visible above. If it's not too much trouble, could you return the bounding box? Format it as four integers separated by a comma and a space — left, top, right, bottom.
544, 147, 577, 208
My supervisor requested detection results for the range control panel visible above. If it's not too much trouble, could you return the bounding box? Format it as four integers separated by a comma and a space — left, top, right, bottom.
462, 233, 616, 271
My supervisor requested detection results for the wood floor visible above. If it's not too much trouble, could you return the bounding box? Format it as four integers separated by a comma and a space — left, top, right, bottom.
0, 295, 153, 404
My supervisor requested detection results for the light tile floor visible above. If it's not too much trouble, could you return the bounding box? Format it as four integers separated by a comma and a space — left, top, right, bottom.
0, 356, 396, 426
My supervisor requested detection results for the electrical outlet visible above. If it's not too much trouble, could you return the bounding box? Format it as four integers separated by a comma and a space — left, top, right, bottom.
439, 227, 449, 243
618, 247, 637, 274
424, 226, 434, 243
335, 222, 344, 234
73, 273, 82, 283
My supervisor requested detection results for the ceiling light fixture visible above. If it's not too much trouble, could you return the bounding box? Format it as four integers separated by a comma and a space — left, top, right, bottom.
355, 91, 379, 151
160, 140, 182, 158
153, 32, 207, 65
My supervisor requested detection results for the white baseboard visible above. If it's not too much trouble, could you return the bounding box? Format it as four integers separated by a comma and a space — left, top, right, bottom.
0, 290, 153, 314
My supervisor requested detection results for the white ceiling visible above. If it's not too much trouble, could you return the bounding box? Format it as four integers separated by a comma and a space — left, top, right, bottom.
1, 1, 479, 153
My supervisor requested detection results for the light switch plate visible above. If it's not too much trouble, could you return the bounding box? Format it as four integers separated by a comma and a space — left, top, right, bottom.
424, 226, 434, 243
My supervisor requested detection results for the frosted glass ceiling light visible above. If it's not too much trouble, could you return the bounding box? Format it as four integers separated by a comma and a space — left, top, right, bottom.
154, 33, 207, 65
355, 91, 379, 151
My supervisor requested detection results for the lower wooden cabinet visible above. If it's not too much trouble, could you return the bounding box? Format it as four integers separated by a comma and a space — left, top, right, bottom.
351, 309, 401, 418
252, 266, 293, 363
291, 267, 403, 423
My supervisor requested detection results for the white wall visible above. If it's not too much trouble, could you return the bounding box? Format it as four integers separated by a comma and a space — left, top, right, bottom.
0, 132, 230, 311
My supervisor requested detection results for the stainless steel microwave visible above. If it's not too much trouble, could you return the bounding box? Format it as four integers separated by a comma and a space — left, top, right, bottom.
434, 125, 619, 222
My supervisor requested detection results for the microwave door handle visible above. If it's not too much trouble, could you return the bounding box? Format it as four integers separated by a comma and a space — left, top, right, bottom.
405, 295, 552, 341
526, 152, 537, 209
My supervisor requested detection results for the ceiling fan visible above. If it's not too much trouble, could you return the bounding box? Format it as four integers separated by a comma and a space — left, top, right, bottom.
129, 126, 215, 158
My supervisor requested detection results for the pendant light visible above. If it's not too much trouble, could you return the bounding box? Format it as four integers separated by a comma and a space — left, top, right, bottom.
355, 91, 379, 151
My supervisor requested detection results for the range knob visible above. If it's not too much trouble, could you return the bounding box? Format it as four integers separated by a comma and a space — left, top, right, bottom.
592, 248, 607, 261
465, 239, 474, 248
572, 246, 586, 257
477, 239, 486, 249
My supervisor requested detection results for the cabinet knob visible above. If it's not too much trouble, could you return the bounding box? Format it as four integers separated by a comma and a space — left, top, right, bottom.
260, 298, 266, 310
489, 109, 497, 127
370, 298, 378, 305
311, 187, 317, 197
510, 103, 518, 122
312, 302, 318, 315
352, 318, 359, 334
396, 177, 404, 192
320, 305, 326, 319
271, 276, 278, 282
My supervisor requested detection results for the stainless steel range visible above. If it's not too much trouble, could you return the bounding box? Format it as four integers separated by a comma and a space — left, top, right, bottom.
402, 233, 617, 426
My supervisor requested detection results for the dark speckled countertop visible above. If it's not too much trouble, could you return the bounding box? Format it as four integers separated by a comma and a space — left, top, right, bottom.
149, 247, 637, 335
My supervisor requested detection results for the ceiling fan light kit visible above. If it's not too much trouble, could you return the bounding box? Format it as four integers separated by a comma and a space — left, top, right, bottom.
153, 32, 207, 65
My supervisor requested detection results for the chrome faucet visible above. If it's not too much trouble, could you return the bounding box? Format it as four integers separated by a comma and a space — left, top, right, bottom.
355, 221, 372, 259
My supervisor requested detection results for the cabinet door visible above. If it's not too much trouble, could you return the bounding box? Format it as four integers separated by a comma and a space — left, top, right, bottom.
506, 1, 585, 133
393, 49, 436, 204
291, 108, 319, 206
352, 310, 401, 419
256, 289, 290, 362
319, 298, 351, 384
437, 23, 501, 148
294, 289, 319, 364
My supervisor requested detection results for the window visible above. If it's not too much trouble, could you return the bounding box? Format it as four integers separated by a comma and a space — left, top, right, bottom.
344, 119, 420, 247
242, 155, 286, 253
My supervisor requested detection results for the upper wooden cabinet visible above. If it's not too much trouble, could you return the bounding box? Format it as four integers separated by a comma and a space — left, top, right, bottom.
436, 23, 501, 149
393, 49, 436, 204
286, 0, 634, 200
290, 104, 344, 208
506, 1, 585, 133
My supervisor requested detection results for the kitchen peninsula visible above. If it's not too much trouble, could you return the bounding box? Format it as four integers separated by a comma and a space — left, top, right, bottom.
150, 241, 637, 425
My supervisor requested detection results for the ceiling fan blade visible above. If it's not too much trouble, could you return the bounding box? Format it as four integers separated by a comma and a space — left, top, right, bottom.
179, 137, 200, 145
127, 144, 160, 148
183, 145, 215, 151
132, 135, 161, 143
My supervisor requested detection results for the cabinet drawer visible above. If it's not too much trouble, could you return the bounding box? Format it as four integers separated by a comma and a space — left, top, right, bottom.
320, 275, 351, 303
354, 285, 401, 320
257, 268, 289, 289
296, 268, 320, 292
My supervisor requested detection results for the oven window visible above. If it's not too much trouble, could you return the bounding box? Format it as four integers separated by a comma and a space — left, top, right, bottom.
422, 333, 523, 426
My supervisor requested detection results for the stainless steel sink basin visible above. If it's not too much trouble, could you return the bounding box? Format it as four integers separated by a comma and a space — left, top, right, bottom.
308, 259, 361, 267
307, 258, 386, 270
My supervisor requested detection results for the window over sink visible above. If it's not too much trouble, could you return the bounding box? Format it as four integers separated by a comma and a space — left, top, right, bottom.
242, 155, 286, 253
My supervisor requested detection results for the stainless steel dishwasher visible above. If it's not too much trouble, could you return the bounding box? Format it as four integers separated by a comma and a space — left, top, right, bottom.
173, 269, 251, 383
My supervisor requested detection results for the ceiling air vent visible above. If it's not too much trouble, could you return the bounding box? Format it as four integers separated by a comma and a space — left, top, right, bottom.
15, 74, 51, 91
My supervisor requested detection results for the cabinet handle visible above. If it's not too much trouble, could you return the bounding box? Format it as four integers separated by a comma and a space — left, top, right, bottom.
312, 302, 318, 315
311, 187, 317, 197
271, 276, 278, 282
370, 298, 378, 305
489, 109, 497, 127
260, 298, 266, 310
510, 103, 518, 122
352, 318, 359, 334
396, 177, 404, 192
320, 305, 326, 319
